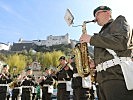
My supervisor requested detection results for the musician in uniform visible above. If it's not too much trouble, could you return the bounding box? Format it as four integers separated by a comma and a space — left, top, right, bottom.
80, 6, 133, 100
39, 68, 55, 100
0, 64, 12, 100
11, 74, 22, 100
69, 54, 93, 100
55, 56, 73, 100
21, 68, 36, 100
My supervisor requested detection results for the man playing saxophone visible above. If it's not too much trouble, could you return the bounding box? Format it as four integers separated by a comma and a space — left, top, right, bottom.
80, 6, 133, 100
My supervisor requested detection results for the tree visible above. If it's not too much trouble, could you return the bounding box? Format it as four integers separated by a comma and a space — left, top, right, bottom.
6, 54, 27, 74
52, 50, 65, 67
0, 53, 7, 62
39, 51, 65, 70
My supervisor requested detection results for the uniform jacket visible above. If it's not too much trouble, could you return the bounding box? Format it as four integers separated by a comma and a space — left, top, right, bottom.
90, 15, 131, 83
21, 75, 35, 86
39, 75, 54, 86
0, 73, 12, 84
56, 66, 73, 89
70, 62, 82, 89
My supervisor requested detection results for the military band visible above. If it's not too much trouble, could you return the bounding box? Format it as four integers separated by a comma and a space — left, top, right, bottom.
0, 55, 98, 100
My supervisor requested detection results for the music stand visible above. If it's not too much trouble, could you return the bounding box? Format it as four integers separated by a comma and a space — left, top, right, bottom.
64, 9, 74, 26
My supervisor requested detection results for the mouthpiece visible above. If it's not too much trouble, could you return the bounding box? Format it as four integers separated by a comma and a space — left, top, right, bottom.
84, 20, 96, 23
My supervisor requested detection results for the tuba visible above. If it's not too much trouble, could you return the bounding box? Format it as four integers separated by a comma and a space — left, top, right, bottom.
72, 20, 94, 77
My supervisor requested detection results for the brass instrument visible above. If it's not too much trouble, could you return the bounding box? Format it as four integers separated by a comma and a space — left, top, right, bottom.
72, 20, 94, 77
8, 78, 18, 89
56, 55, 75, 73
9, 74, 21, 89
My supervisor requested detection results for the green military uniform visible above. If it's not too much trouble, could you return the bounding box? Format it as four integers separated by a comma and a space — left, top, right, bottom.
90, 14, 133, 100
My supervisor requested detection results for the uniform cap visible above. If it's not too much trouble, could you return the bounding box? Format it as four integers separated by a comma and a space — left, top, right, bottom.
93, 6, 111, 16
3, 64, 9, 69
26, 68, 32, 71
59, 56, 66, 60
3, 64, 8, 68
45, 68, 49, 71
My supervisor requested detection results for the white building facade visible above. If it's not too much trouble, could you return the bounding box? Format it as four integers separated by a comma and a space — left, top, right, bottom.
19, 33, 71, 47
0, 42, 10, 50
45, 33, 70, 46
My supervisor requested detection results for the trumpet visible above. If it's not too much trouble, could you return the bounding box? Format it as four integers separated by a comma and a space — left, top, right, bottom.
56, 55, 75, 73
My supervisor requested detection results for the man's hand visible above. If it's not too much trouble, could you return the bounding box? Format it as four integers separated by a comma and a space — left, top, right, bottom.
64, 66, 69, 70
80, 34, 91, 43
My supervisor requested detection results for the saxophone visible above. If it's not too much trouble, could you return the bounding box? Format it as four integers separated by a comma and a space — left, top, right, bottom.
72, 21, 94, 77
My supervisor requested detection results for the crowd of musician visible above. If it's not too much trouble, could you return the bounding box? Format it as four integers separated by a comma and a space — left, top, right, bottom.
0, 55, 97, 100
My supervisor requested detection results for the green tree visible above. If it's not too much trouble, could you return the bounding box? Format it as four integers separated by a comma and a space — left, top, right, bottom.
39, 51, 65, 70
52, 50, 65, 67
44, 52, 52, 68
6, 54, 27, 74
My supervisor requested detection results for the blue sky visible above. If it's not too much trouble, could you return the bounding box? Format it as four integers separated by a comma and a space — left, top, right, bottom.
0, 0, 133, 44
